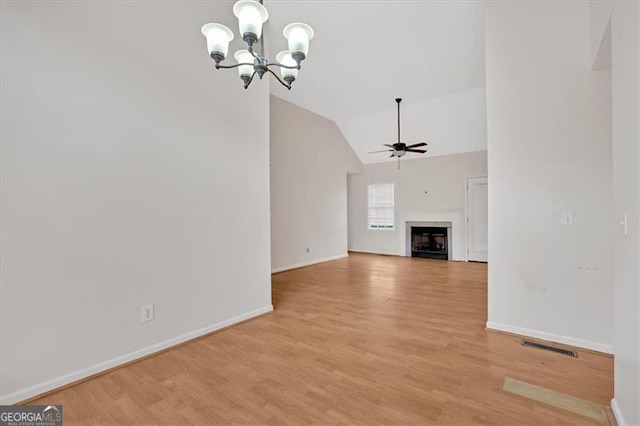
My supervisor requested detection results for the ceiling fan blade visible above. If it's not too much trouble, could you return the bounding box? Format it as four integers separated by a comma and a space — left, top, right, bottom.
405, 149, 427, 153
406, 142, 428, 148
369, 149, 393, 154
383, 144, 396, 148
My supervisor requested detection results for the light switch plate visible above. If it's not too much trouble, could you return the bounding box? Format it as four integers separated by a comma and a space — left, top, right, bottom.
561, 210, 574, 226
620, 212, 628, 237
141, 304, 154, 323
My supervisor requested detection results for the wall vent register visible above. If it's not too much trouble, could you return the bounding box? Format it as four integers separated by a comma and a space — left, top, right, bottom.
521, 339, 578, 358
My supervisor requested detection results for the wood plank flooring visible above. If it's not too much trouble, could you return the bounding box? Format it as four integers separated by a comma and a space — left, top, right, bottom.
31, 253, 613, 424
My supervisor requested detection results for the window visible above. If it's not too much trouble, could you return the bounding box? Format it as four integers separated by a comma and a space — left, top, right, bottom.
368, 183, 394, 230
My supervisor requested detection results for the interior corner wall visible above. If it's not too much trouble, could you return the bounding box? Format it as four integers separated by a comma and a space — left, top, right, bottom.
0, 2, 272, 403
269, 96, 361, 273
347, 151, 487, 259
611, 3, 640, 424
589, 1, 640, 424
486, 1, 614, 353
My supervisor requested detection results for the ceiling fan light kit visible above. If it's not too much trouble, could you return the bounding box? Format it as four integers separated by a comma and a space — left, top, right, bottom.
201, 0, 314, 90
369, 98, 429, 168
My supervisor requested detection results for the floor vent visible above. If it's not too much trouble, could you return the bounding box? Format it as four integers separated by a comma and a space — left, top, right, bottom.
521, 339, 578, 358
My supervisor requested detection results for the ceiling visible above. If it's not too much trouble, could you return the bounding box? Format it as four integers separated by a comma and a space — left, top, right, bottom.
30, 0, 487, 165
266, 0, 487, 164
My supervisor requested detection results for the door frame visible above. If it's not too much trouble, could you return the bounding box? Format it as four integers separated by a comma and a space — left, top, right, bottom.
465, 175, 488, 262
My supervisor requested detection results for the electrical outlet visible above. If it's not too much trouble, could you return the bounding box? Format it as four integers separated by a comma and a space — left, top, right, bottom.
141, 304, 154, 323
305, 247, 310, 253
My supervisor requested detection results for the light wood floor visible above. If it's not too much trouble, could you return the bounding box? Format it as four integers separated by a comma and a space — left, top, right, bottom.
31, 253, 613, 424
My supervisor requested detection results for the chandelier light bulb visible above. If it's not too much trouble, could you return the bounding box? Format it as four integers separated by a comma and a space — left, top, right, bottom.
234, 50, 255, 78
233, 0, 269, 44
276, 51, 298, 80
201, 23, 234, 62
283, 22, 314, 59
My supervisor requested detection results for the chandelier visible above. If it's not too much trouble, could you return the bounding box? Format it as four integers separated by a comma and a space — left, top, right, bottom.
201, 0, 314, 90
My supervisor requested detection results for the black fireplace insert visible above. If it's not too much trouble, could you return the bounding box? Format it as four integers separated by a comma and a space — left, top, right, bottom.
411, 227, 448, 260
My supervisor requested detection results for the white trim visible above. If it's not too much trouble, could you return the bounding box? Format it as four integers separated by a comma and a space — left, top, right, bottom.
485, 321, 614, 355
0, 305, 274, 405
271, 253, 348, 274
611, 398, 627, 426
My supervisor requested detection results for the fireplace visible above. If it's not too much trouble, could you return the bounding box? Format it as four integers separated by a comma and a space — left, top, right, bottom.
411, 227, 449, 259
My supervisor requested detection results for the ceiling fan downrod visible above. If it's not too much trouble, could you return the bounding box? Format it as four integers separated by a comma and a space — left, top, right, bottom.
396, 98, 402, 144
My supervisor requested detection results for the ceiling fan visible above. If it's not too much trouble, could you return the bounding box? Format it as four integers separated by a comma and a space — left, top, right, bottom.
369, 98, 428, 168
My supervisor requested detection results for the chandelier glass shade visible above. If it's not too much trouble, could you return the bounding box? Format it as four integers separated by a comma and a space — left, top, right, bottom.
201, 0, 314, 90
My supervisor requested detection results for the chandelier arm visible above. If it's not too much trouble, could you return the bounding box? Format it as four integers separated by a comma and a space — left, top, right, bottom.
215, 62, 254, 70
266, 67, 292, 91
244, 71, 257, 89
266, 62, 301, 70
248, 46, 259, 60
247, 45, 265, 62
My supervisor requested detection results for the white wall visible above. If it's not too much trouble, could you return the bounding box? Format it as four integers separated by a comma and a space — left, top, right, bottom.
348, 151, 487, 260
486, 1, 614, 354
0, 2, 272, 403
270, 96, 361, 273
590, 2, 640, 424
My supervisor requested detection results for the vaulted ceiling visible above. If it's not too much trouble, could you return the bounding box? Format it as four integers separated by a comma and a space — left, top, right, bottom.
45, 1, 487, 165
267, 1, 487, 164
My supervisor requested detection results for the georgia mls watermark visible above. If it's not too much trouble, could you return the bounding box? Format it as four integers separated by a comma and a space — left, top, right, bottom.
0, 405, 62, 426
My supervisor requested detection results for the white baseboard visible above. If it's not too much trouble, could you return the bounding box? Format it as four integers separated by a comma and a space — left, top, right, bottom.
0, 305, 273, 405
271, 253, 348, 274
611, 398, 628, 426
485, 321, 614, 355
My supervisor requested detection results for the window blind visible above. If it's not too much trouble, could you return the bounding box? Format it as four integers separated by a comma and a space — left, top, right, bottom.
368, 183, 394, 229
